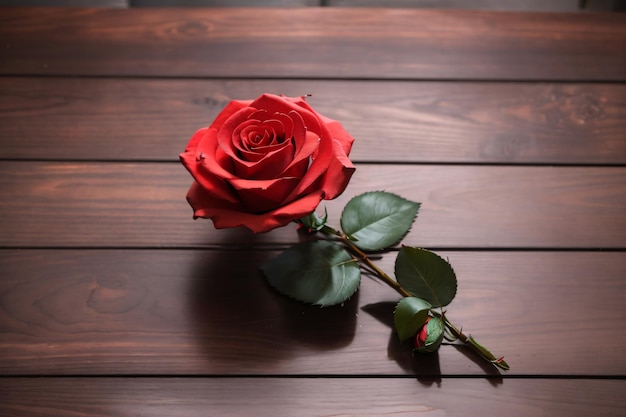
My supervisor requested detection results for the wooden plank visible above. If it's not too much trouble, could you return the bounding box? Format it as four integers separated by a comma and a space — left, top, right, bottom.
130, 0, 321, 5
328, 0, 582, 11
0, 0, 128, 6
1, 162, 624, 248
1, 377, 624, 417
2, 77, 625, 164
1, 8, 624, 80
0, 249, 623, 375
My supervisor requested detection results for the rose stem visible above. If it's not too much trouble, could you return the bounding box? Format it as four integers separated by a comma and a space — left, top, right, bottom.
431, 311, 510, 371
319, 225, 508, 371
320, 225, 411, 297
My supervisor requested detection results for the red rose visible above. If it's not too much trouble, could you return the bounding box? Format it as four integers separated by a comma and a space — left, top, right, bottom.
414, 317, 431, 349
414, 316, 444, 353
180, 94, 355, 233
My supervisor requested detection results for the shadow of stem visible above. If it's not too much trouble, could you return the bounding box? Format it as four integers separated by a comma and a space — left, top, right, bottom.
362, 301, 503, 386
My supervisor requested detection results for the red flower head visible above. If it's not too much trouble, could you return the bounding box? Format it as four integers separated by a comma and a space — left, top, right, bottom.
180, 94, 355, 233
415, 317, 431, 349
414, 316, 445, 353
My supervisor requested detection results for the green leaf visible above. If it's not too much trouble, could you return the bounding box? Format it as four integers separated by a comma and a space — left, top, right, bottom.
395, 247, 457, 307
260, 240, 360, 307
415, 316, 445, 353
340, 191, 420, 251
394, 297, 432, 341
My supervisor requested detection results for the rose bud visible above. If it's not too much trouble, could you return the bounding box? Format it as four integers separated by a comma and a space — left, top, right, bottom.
414, 316, 445, 353
180, 94, 355, 233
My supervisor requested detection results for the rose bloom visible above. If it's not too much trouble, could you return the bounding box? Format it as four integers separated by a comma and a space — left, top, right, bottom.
414, 316, 445, 353
180, 94, 355, 233
414, 317, 431, 349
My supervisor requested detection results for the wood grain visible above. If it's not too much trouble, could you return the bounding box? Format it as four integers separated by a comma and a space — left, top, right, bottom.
0, 0, 128, 6
1, 7, 623, 416
1, 8, 624, 80
1, 161, 624, 248
131, 0, 321, 5
0, 249, 624, 375
328, 0, 582, 10
2, 77, 624, 164
1, 377, 624, 417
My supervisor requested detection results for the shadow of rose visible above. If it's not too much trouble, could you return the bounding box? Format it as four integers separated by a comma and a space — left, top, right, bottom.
272, 288, 359, 351
187, 229, 358, 372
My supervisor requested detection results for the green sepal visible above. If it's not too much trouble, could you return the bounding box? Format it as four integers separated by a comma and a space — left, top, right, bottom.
300, 208, 328, 232
395, 247, 457, 307
393, 297, 432, 341
414, 316, 445, 353
340, 191, 420, 251
260, 240, 361, 307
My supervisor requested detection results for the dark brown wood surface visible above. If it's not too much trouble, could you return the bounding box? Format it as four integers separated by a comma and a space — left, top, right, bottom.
0, 7, 624, 417
1, 8, 625, 80
1, 162, 625, 248
0, 249, 624, 376
2, 77, 625, 164
1, 378, 624, 417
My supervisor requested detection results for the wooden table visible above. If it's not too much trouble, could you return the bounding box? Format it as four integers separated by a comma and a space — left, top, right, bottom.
1, 7, 625, 416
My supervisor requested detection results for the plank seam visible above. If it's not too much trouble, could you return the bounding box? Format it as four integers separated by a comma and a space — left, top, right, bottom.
0, 374, 623, 380
1, 73, 625, 84
2, 159, 626, 168
1, 246, 624, 252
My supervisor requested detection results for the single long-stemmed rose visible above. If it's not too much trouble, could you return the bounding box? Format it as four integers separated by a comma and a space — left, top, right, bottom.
181, 94, 509, 372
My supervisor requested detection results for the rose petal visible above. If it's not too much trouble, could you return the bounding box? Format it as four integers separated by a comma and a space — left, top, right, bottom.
323, 120, 355, 157
208, 99, 253, 132
253, 119, 286, 147
237, 144, 296, 179
280, 110, 320, 170
267, 189, 325, 227
180, 129, 239, 205
234, 120, 280, 162
280, 157, 309, 181
271, 112, 294, 142
282, 123, 334, 202
414, 317, 431, 349
185, 180, 241, 217
249, 93, 291, 115
192, 187, 325, 233
217, 106, 262, 161
251, 94, 323, 139
186, 128, 235, 179
229, 176, 299, 213
229, 191, 325, 233
286, 95, 355, 157
180, 100, 253, 171
181, 127, 209, 155
319, 139, 356, 200
237, 110, 288, 150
